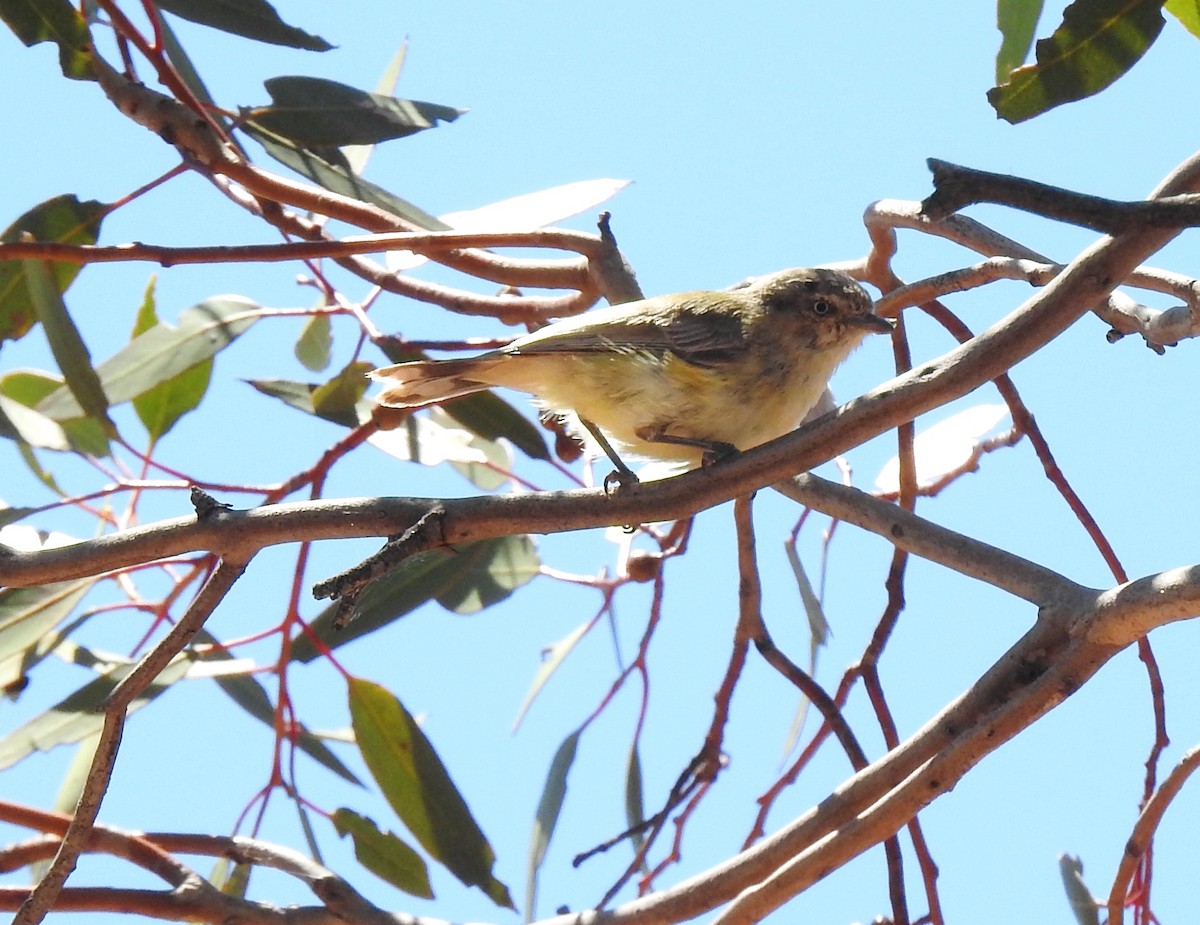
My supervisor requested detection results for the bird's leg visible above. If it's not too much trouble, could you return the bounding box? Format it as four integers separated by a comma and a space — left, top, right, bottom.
579, 418, 639, 492
634, 425, 738, 467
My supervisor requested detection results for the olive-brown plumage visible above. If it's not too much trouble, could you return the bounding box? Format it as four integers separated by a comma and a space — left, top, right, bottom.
371, 267, 890, 473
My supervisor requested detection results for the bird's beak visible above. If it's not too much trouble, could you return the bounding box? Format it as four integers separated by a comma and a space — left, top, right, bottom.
853, 313, 895, 335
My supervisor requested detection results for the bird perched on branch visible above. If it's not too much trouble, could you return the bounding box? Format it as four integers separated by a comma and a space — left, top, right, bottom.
371, 266, 891, 486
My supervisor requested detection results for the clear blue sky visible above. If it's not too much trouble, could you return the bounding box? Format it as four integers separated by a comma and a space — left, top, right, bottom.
2, 3, 1199, 923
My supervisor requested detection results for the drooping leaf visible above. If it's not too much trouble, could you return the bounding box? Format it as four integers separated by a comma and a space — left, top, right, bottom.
151, 0, 331, 51
292, 537, 539, 662
525, 731, 579, 921
512, 620, 593, 731
242, 123, 448, 230
23, 257, 113, 434
332, 807, 433, 898
779, 541, 831, 759
36, 296, 261, 420
1167, 0, 1200, 37
0, 0, 95, 79
250, 76, 464, 147
0, 195, 106, 344
996, 0, 1046, 81
348, 677, 513, 908
988, 0, 1167, 122
295, 314, 332, 371
624, 742, 646, 863
1059, 854, 1101, 925
0, 658, 189, 769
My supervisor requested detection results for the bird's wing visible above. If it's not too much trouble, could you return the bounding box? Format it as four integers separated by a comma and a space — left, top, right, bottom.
507, 295, 750, 368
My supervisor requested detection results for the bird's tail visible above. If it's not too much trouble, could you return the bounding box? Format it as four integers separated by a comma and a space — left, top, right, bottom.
369, 358, 502, 408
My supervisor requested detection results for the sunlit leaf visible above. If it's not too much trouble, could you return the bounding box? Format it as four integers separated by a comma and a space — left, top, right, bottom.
295, 314, 332, 371
333, 807, 433, 898
389, 178, 630, 272
0, 0, 95, 79
348, 677, 513, 908
1166, 0, 1200, 37
875, 404, 1011, 494
0, 657, 189, 769
292, 537, 541, 662
0, 395, 69, 450
369, 407, 517, 490
250, 76, 464, 147
988, 0, 1166, 122
151, 0, 331, 51
36, 296, 261, 420
249, 373, 372, 429
0, 195, 106, 344
996, 0, 1045, 81
311, 362, 375, 427
512, 619, 592, 731
525, 731, 579, 921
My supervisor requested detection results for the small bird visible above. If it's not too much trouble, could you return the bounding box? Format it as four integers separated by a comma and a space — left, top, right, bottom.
371, 267, 891, 484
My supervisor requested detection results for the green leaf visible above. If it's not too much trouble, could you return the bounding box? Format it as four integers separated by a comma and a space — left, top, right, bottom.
311, 362, 375, 427
292, 537, 538, 663
525, 731, 579, 921
36, 296, 260, 420
996, 0, 1045, 81
295, 314, 332, 371
250, 76, 464, 147
0, 580, 95, 691
332, 807, 433, 898
0, 0, 95, 80
435, 534, 539, 614
988, 0, 1166, 123
348, 677, 513, 908
779, 540, 831, 759
248, 369, 372, 429
23, 256, 113, 434
151, 0, 331, 51
242, 123, 448, 230
444, 392, 552, 463
0, 657, 189, 769
1166, 0, 1200, 36
132, 280, 211, 442
0, 195, 106, 344
344, 41, 410, 176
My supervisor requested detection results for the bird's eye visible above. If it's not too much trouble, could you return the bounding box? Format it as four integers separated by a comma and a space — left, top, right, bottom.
812, 300, 832, 316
